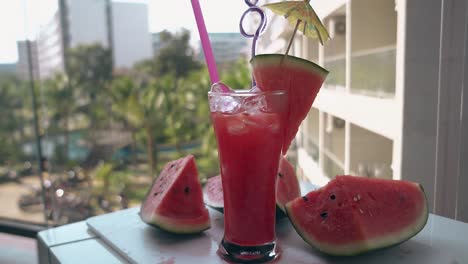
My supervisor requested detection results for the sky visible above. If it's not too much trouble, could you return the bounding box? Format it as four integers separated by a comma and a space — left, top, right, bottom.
0, 0, 249, 63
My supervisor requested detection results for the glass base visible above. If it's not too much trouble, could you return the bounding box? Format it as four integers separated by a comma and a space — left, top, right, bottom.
217, 238, 280, 263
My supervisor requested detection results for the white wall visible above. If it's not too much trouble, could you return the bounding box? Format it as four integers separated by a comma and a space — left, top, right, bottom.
351, 0, 397, 52
349, 124, 393, 178
312, 0, 347, 18
111, 1, 152, 69
324, 114, 345, 162
68, 0, 108, 48
305, 108, 320, 144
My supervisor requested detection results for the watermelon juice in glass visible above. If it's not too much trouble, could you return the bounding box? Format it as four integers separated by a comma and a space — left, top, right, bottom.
209, 89, 287, 263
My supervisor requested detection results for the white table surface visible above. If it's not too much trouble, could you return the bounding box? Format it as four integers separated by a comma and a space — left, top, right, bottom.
37, 182, 468, 264
85, 206, 468, 264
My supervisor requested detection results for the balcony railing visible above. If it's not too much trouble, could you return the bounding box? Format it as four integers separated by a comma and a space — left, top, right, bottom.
322, 149, 344, 178
350, 46, 396, 98
323, 55, 345, 91
304, 138, 319, 162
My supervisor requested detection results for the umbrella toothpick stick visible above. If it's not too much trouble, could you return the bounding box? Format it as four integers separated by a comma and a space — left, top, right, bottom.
281, 19, 301, 65
284, 20, 301, 56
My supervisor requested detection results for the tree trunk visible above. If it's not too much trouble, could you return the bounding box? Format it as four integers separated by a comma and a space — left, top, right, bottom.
131, 130, 137, 169
145, 126, 156, 176
63, 109, 70, 162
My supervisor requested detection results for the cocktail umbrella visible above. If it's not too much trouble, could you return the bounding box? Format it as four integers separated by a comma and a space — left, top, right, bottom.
263, 0, 330, 55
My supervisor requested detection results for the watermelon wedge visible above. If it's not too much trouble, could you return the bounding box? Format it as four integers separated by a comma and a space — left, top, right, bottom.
140, 155, 210, 234
203, 174, 224, 213
251, 54, 328, 154
285, 176, 429, 256
276, 156, 301, 215
204, 157, 301, 218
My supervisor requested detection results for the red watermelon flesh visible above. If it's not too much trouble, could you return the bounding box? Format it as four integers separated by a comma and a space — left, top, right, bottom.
251, 54, 328, 154
286, 176, 428, 256
140, 155, 210, 234
203, 175, 224, 213
203, 157, 301, 218
276, 156, 301, 213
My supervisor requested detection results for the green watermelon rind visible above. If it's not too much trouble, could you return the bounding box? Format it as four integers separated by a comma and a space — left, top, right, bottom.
250, 54, 329, 80
285, 183, 429, 256
141, 211, 211, 235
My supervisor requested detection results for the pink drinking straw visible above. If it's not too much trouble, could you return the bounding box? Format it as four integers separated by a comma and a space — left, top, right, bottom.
191, 0, 230, 92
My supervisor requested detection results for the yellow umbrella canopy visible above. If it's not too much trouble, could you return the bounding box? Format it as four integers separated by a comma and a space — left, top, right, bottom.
263, 0, 330, 54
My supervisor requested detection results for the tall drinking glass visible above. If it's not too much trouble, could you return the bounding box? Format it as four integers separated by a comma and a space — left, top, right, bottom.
208, 90, 288, 263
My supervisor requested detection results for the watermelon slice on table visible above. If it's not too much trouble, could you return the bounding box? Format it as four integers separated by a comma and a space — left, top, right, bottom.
251, 54, 328, 154
276, 156, 301, 216
285, 176, 429, 256
140, 155, 210, 234
203, 174, 224, 213
204, 157, 301, 218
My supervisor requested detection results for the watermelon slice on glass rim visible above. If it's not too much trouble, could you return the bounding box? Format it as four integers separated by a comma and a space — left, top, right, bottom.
251, 54, 328, 154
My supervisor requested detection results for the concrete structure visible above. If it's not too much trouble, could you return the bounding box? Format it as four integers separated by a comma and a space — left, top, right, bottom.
111, 1, 152, 68
36, 11, 64, 79
261, 0, 468, 222
36, 0, 151, 79
197, 33, 248, 64
16, 41, 40, 80
0, 63, 17, 76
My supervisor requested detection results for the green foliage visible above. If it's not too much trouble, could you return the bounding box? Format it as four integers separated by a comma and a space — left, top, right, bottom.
220, 58, 253, 89
0, 75, 29, 163
66, 43, 113, 93
66, 44, 113, 129
153, 29, 202, 78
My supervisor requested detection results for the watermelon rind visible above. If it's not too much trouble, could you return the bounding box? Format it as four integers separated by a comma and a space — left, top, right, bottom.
250, 54, 329, 80
285, 183, 429, 256
142, 212, 211, 235
204, 195, 224, 213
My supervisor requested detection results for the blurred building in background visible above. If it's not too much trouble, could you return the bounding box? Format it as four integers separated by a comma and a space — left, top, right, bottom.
263, 0, 399, 192
35, 0, 152, 79
261, 0, 468, 222
260, 0, 396, 186
16, 41, 40, 80
110, 1, 152, 68
197, 32, 249, 64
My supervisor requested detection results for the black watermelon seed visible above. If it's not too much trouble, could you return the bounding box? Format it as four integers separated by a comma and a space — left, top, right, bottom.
302, 196, 309, 202
330, 194, 336, 200
153, 192, 158, 196
184, 187, 190, 194
278, 172, 283, 178
320, 212, 328, 219
170, 163, 175, 168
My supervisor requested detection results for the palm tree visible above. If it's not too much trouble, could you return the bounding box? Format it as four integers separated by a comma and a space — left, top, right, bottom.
0, 75, 29, 163
110, 70, 170, 175
42, 73, 75, 162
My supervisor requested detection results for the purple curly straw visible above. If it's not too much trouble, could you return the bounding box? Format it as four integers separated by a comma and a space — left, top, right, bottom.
240, 0, 267, 86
